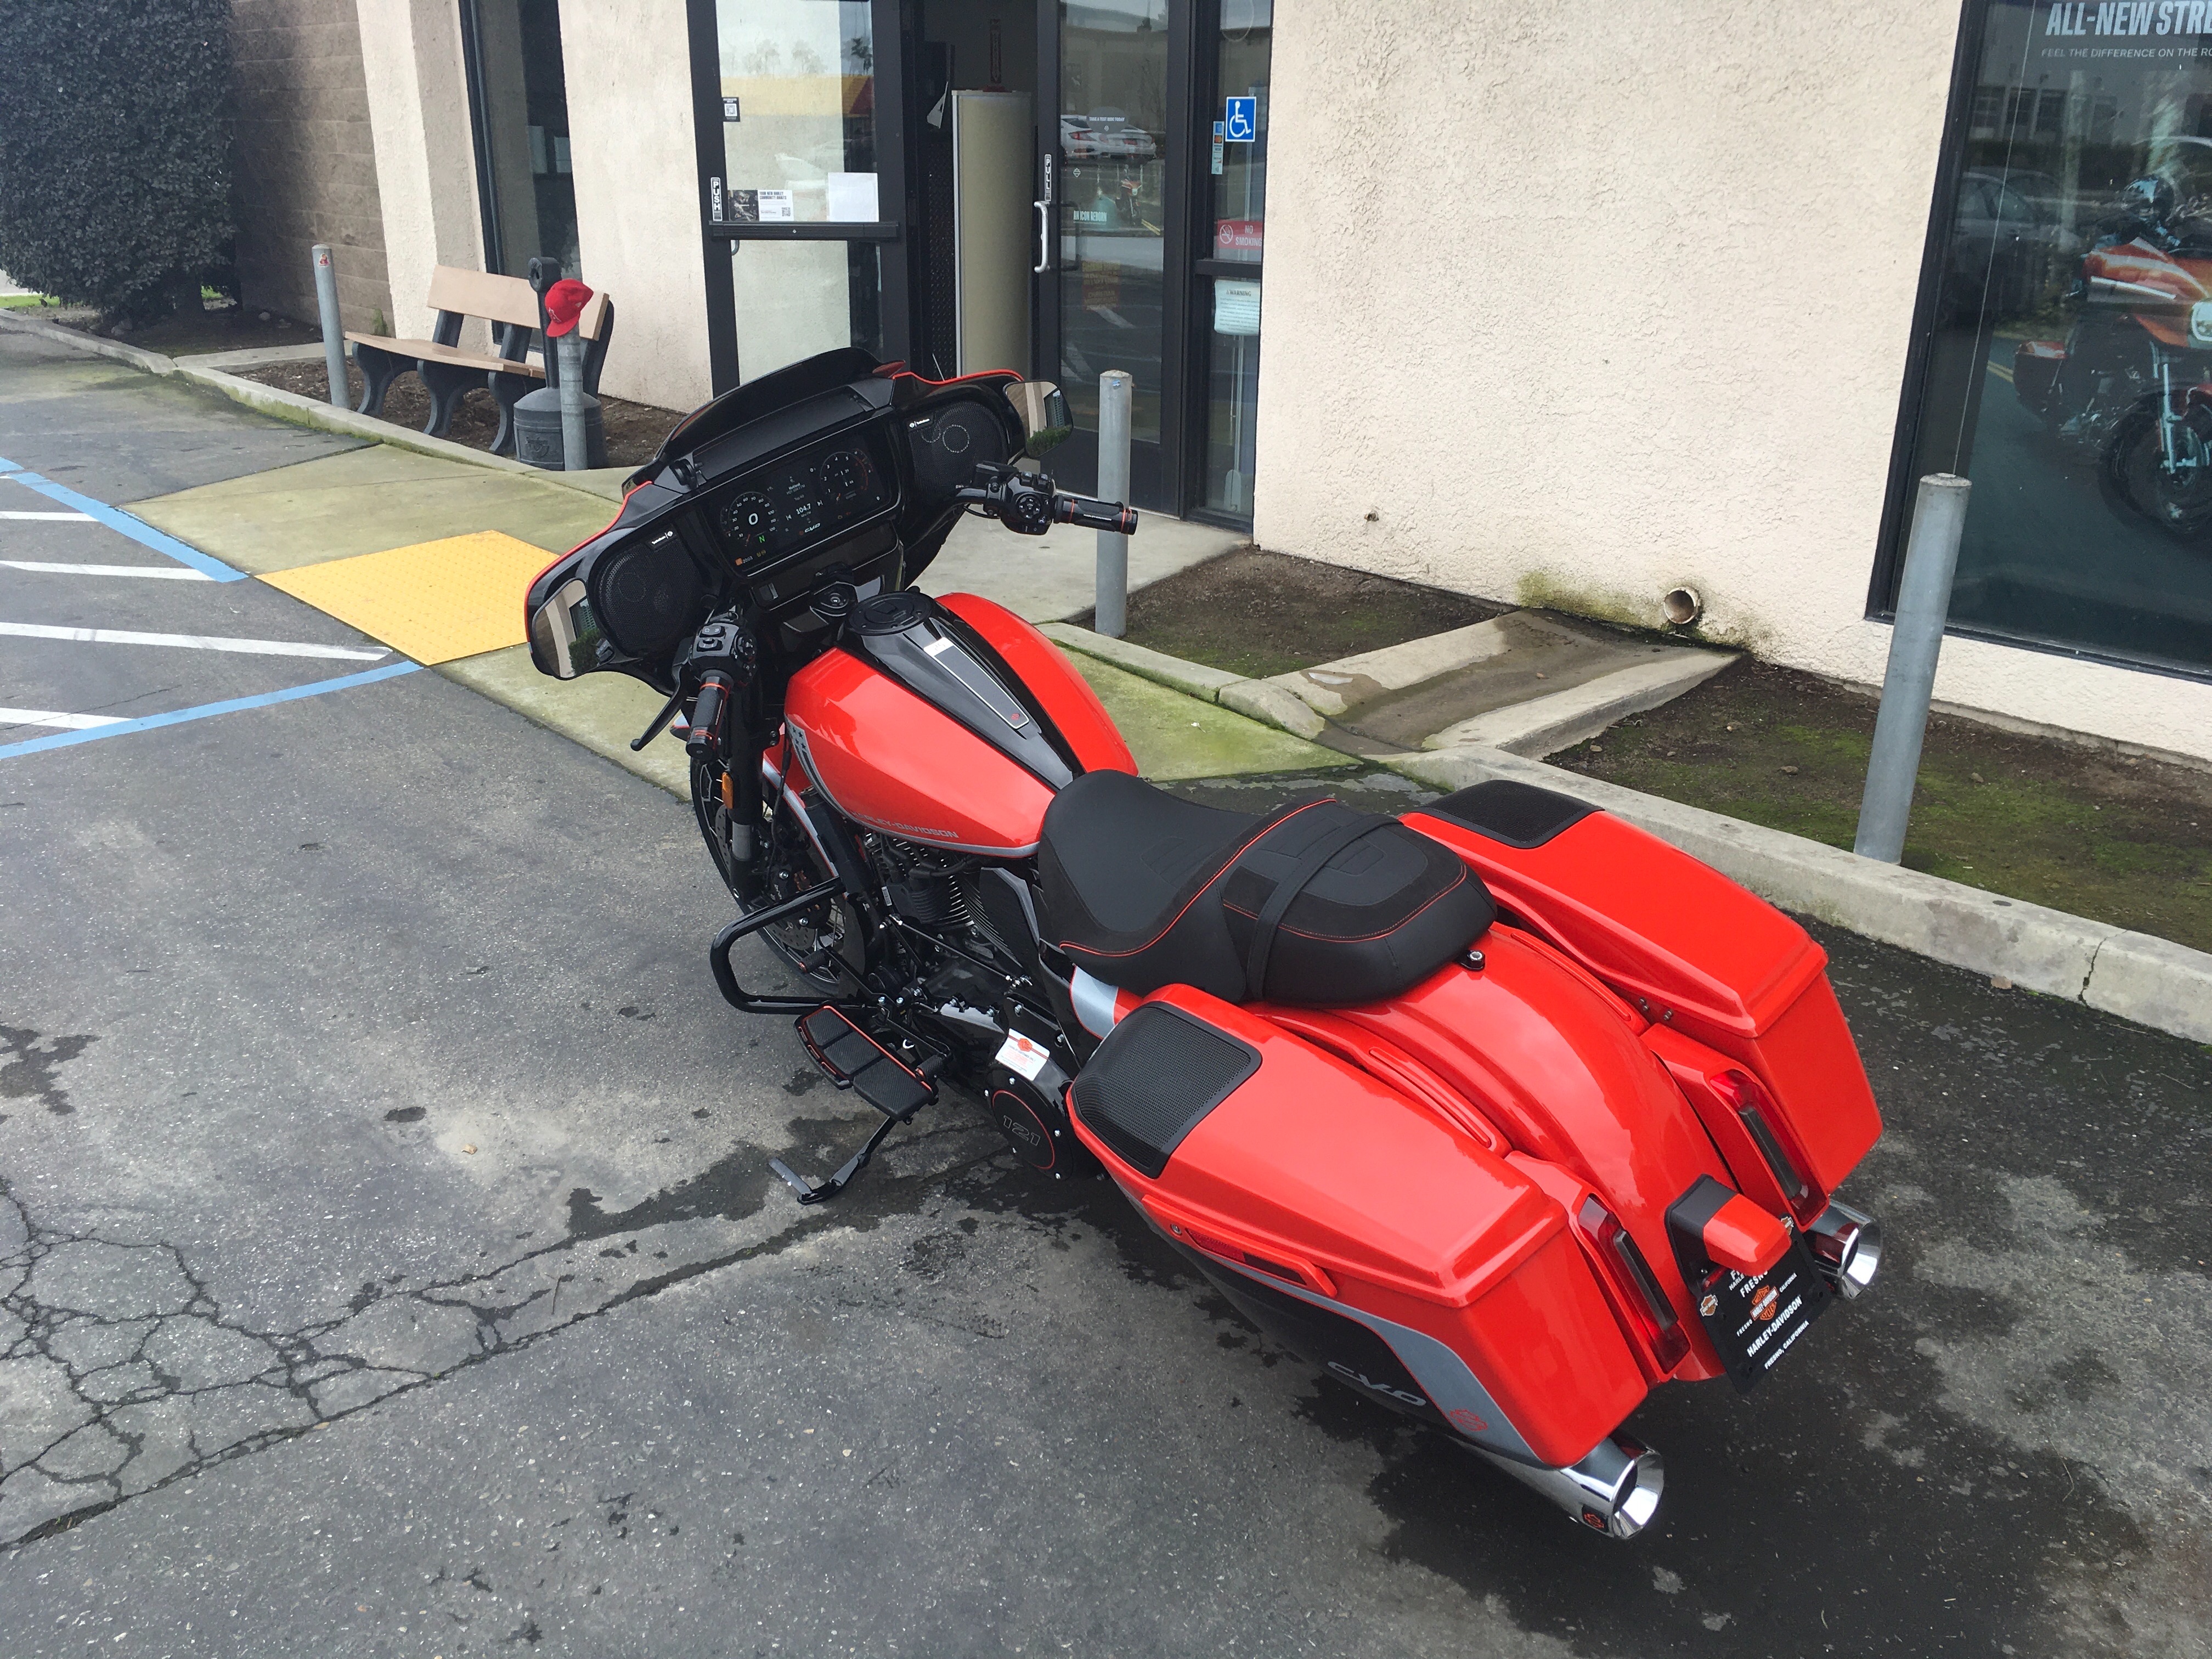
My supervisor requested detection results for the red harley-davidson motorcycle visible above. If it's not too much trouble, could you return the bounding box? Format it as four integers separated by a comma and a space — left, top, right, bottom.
524, 348, 1884, 1539
2013, 171, 2212, 534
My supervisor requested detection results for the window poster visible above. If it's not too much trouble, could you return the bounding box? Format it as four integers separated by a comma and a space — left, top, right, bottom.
1898, 0, 2212, 673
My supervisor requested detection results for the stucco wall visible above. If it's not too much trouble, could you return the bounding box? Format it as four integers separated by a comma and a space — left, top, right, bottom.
560, 0, 715, 411
1255, 3, 2212, 761
354, 0, 486, 343
231, 0, 394, 331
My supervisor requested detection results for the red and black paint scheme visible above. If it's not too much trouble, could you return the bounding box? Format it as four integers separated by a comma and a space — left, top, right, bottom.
523, 348, 1886, 1541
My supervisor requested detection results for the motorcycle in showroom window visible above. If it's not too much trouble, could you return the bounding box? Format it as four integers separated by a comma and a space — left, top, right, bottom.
1891, 0, 2212, 676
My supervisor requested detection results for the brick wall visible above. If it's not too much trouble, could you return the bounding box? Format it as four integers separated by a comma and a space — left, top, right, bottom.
229, 0, 393, 330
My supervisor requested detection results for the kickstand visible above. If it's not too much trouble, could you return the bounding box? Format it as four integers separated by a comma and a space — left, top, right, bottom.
770, 1112, 904, 1206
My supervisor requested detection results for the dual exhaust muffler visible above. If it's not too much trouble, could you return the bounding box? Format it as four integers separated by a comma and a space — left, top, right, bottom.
1474, 1200, 1880, 1539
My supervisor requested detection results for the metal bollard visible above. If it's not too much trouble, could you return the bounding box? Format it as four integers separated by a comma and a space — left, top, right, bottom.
1094, 369, 1134, 637
1854, 473, 1973, 864
311, 244, 347, 408
558, 331, 587, 471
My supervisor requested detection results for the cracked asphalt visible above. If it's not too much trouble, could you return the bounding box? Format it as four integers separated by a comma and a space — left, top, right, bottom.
3, 338, 2210, 1656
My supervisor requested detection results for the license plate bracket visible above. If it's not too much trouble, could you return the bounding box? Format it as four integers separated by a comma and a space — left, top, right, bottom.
1666, 1176, 1834, 1393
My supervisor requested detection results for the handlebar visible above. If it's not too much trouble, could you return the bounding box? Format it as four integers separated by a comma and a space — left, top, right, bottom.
955, 465, 1139, 538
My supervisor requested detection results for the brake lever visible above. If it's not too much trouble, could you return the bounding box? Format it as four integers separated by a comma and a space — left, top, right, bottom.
630, 685, 686, 752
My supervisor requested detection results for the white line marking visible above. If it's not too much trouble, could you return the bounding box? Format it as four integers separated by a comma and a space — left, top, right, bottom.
0, 707, 126, 730
0, 561, 215, 580
0, 511, 95, 521
0, 622, 390, 660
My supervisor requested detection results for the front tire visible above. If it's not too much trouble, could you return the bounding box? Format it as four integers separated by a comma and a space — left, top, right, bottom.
2100, 402, 2212, 537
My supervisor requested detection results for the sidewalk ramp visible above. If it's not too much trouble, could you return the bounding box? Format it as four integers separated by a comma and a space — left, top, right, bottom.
260, 531, 551, 664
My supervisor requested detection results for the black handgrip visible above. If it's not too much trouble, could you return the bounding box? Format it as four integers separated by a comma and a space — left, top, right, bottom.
1054, 494, 1139, 535
687, 673, 732, 758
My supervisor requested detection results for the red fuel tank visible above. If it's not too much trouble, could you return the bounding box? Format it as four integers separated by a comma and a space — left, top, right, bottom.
785, 646, 1057, 855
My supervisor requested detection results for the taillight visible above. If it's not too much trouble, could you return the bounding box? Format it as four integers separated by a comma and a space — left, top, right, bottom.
1708, 1069, 1813, 1207
1576, 1197, 1691, 1374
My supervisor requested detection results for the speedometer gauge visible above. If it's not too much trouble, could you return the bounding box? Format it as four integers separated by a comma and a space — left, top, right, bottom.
723, 492, 777, 561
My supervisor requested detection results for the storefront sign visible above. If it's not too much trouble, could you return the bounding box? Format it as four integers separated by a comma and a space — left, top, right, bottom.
826, 171, 878, 223
1224, 95, 1257, 142
756, 189, 794, 223
1215, 219, 1263, 258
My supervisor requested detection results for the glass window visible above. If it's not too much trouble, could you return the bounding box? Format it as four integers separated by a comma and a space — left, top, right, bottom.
1200, 0, 1269, 517
463, 0, 580, 278
1892, 0, 2212, 675
716, 0, 884, 379
1058, 0, 1170, 444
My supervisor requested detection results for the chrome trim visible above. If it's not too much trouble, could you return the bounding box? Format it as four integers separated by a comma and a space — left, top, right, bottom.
1466, 1435, 1665, 1540
1806, 1200, 1881, 1300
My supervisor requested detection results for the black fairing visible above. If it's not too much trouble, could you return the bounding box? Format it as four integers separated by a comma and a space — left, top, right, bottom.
524, 351, 1032, 695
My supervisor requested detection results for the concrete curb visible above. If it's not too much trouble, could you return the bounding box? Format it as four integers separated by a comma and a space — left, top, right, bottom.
0, 309, 179, 375
171, 363, 631, 500
0, 308, 630, 501
1422, 648, 1738, 756
1039, 623, 1243, 701
1266, 616, 1515, 718
1384, 744, 2212, 1046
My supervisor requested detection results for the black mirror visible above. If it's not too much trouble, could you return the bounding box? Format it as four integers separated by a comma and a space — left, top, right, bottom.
1006, 381, 1073, 457
529, 578, 604, 680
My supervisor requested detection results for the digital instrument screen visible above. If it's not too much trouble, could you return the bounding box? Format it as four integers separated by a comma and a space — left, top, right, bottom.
717, 434, 893, 566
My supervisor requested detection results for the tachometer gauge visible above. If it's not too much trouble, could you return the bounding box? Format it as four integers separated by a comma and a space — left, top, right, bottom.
723, 492, 777, 561
821, 450, 867, 502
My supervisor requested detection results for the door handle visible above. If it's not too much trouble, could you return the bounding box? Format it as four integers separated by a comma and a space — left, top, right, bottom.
1033, 200, 1050, 273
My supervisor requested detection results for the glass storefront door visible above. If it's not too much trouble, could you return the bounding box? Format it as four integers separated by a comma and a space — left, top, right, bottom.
705, 0, 906, 385
1887, 0, 2212, 676
1054, 1, 1172, 500
1198, 0, 1267, 516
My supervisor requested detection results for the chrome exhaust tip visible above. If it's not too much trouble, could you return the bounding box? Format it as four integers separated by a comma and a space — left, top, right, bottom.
1470, 1434, 1665, 1539
1807, 1200, 1882, 1299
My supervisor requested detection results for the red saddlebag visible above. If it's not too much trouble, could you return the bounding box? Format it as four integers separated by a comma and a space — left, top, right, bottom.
1067, 985, 1648, 1469
1403, 781, 1881, 1218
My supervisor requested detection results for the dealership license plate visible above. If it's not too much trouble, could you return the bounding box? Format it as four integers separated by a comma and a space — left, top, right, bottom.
1691, 1228, 1834, 1393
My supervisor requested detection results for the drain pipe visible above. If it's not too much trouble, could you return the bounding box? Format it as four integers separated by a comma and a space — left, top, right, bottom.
1855, 473, 1972, 864
1464, 1433, 1665, 1539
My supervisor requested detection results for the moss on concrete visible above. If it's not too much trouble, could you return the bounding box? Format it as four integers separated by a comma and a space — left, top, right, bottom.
1063, 654, 1347, 780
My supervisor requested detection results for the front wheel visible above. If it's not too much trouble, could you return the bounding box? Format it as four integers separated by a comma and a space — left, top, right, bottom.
2100, 402, 2212, 537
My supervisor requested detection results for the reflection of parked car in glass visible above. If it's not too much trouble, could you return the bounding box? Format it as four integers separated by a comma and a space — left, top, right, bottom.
1060, 110, 1157, 162
2013, 159, 2212, 536
1946, 168, 2079, 323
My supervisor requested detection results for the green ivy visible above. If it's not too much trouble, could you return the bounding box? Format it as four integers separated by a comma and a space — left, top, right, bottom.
0, 0, 233, 323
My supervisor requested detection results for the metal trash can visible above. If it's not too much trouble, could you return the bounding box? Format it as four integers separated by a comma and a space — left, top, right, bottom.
514, 385, 606, 469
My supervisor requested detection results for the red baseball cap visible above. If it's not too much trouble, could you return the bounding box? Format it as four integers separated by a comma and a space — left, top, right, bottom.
544, 278, 594, 337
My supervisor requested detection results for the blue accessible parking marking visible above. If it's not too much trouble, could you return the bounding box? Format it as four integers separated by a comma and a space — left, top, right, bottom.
0, 661, 424, 759
0, 454, 246, 582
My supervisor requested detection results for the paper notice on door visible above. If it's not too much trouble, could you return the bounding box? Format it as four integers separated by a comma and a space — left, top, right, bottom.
826, 171, 879, 223
1214, 279, 1261, 337
755, 188, 795, 223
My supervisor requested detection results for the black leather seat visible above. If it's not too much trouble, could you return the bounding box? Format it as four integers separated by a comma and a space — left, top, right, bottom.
1036, 771, 1494, 1007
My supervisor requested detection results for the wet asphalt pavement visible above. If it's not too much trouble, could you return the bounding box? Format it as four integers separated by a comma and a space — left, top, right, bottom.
2, 331, 2210, 1656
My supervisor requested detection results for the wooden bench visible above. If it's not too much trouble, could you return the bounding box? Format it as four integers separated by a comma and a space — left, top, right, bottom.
345, 265, 614, 456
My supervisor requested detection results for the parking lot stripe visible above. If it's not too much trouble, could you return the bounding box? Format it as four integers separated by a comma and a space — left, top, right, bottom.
0, 707, 127, 730
0, 661, 425, 759
0, 621, 391, 659
1, 560, 215, 579
0, 461, 247, 582
0, 510, 95, 521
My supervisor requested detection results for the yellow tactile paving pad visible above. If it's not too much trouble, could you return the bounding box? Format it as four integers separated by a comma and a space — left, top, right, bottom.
259, 531, 552, 665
